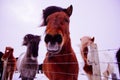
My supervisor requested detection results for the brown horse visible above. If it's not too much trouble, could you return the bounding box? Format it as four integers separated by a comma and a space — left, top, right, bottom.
80, 36, 114, 80
41, 5, 79, 80
1, 47, 16, 80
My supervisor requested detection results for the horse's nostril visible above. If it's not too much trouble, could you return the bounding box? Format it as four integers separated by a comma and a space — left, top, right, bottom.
54, 34, 62, 44
44, 34, 52, 43
44, 34, 62, 44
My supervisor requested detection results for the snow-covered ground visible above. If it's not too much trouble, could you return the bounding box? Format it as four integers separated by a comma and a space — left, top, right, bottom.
13, 72, 49, 80
12, 62, 119, 80
13, 70, 88, 80
12, 51, 119, 80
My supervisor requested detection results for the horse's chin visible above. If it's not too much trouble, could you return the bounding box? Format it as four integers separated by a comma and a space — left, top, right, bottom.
47, 49, 61, 60
47, 49, 61, 54
31, 56, 37, 60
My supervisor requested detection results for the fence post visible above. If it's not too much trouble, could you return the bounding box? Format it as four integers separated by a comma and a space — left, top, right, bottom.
90, 43, 101, 80
2, 59, 8, 80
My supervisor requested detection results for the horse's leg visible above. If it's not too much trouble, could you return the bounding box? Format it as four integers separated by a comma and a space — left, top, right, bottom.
9, 71, 14, 80
103, 64, 114, 80
103, 71, 109, 80
41, 70, 43, 73
0, 70, 3, 80
5, 72, 8, 80
0, 72, 1, 80
86, 73, 93, 80
103, 67, 109, 80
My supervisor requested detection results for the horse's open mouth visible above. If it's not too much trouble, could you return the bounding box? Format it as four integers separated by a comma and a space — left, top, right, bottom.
47, 46, 61, 54
46, 42, 61, 54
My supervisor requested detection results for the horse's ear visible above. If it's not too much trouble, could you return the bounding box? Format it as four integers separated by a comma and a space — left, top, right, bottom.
65, 5, 73, 17
91, 37, 95, 42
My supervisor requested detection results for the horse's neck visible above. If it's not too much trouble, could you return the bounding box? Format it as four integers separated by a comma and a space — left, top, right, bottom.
26, 44, 38, 57
8, 53, 15, 61
26, 46, 32, 57
81, 43, 87, 50
81, 45, 88, 64
8, 53, 13, 58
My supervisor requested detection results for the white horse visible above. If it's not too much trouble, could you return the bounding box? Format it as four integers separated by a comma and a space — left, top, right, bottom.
80, 36, 114, 80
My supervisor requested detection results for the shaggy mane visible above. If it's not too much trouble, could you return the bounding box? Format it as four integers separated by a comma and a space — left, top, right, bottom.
41, 6, 65, 26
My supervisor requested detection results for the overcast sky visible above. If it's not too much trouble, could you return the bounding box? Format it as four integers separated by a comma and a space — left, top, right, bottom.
0, 0, 120, 79
0, 0, 120, 61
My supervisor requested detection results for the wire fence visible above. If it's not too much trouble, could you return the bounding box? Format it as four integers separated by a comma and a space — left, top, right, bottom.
14, 69, 120, 80
0, 48, 120, 80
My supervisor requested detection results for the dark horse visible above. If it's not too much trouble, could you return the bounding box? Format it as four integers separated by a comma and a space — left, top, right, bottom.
41, 5, 79, 80
0, 51, 3, 80
17, 34, 41, 80
1, 47, 16, 80
116, 48, 120, 76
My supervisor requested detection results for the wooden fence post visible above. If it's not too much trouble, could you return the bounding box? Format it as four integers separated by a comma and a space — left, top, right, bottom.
2, 59, 8, 80
90, 43, 101, 80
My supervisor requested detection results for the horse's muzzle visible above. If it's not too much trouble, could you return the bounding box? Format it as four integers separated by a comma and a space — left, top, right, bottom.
44, 34, 63, 54
47, 42, 62, 54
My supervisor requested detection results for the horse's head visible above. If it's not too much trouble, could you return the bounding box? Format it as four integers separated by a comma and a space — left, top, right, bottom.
41, 5, 73, 54
80, 36, 94, 65
23, 34, 41, 60
2, 47, 14, 61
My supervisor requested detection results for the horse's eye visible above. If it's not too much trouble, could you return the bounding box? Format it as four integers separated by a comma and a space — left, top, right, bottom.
44, 34, 52, 43
54, 34, 62, 44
